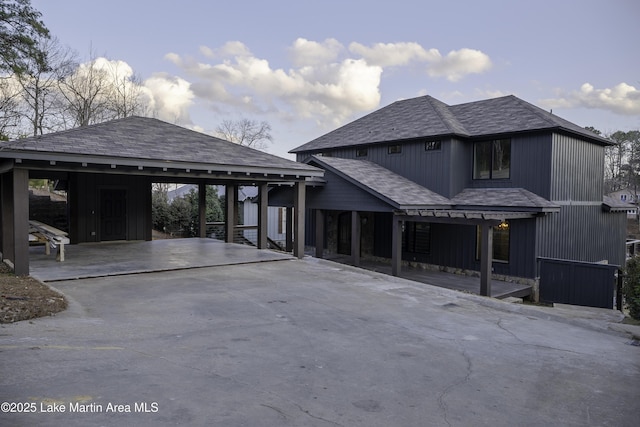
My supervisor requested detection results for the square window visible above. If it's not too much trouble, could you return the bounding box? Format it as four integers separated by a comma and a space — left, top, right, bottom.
356, 148, 368, 157
473, 139, 510, 179
425, 140, 441, 151
388, 144, 402, 154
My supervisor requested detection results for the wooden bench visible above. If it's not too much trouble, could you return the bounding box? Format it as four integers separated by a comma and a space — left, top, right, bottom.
29, 220, 70, 261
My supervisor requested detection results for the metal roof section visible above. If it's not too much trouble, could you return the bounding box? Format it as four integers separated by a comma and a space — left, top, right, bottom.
603, 195, 636, 212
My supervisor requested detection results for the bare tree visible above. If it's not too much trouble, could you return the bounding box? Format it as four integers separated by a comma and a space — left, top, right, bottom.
215, 118, 273, 150
56, 53, 113, 127
13, 36, 76, 135
0, 76, 22, 139
103, 60, 145, 119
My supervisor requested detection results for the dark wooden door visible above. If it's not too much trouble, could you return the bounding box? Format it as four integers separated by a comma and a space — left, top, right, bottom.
100, 189, 127, 241
337, 212, 351, 255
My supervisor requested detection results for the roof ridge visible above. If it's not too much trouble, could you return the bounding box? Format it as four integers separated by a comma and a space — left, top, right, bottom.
427, 96, 469, 135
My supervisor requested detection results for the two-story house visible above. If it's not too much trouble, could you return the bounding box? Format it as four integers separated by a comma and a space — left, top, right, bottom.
288, 95, 627, 299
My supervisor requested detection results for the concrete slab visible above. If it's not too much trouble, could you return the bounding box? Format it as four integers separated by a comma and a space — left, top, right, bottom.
29, 238, 292, 282
1, 257, 638, 426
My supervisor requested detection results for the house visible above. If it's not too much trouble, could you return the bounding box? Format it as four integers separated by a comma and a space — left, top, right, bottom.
288, 95, 628, 300
606, 188, 638, 218
0, 116, 323, 274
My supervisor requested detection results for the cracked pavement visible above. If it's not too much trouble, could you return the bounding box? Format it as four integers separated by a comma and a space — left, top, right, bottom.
1, 256, 638, 426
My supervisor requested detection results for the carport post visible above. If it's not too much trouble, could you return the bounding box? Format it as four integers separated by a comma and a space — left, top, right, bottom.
391, 216, 402, 276
315, 209, 324, 259
198, 182, 206, 238
480, 222, 493, 296
285, 207, 293, 252
351, 211, 360, 266
225, 184, 237, 243
257, 183, 268, 249
293, 181, 305, 258
9, 168, 29, 275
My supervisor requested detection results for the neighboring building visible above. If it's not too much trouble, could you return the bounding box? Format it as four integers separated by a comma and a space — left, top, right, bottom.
288, 95, 628, 298
606, 188, 638, 218
0, 116, 323, 274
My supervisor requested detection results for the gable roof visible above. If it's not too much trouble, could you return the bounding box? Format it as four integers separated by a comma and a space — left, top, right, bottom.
0, 116, 322, 177
291, 95, 609, 153
308, 156, 452, 210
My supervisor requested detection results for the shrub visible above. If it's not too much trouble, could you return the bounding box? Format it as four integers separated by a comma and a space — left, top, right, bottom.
623, 255, 640, 320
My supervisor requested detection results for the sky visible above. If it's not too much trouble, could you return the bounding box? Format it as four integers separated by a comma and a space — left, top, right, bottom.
30, 0, 640, 159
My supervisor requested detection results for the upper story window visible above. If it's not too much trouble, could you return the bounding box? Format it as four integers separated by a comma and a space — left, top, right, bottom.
356, 148, 368, 157
319, 151, 333, 157
425, 140, 441, 151
473, 139, 510, 179
388, 144, 402, 154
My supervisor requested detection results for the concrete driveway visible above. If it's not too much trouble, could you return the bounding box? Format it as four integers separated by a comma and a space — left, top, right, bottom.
1, 255, 638, 426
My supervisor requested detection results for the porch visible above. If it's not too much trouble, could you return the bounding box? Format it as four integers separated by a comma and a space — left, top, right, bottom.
321, 254, 533, 300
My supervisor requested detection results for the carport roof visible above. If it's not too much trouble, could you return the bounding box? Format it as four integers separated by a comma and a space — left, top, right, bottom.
0, 116, 322, 179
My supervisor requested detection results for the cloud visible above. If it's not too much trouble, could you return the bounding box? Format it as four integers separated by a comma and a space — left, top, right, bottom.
143, 73, 195, 124
349, 42, 439, 67
426, 48, 492, 82
540, 83, 640, 115
289, 38, 343, 67
166, 39, 492, 126
169, 41, 382, 125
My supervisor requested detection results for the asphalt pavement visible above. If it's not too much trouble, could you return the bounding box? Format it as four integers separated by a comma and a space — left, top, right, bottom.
1, 255, 639, 426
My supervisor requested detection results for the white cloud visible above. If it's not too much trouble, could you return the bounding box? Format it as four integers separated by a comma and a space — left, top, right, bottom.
169, 41, 382, 125
289, 38, 343, 67
166, 39, 492, 126
349, 42, 439, 67
426, 48, 492, 82
540, 83, 640, 115
143, 73, 195, 124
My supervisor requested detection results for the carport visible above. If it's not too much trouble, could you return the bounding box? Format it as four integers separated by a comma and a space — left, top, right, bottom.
0, 116, 323, 275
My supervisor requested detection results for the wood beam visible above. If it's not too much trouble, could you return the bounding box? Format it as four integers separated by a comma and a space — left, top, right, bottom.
480, 222, 494, 297
198, 182, 206, 238
293, 181, 305, 259
315, 209, 324, 259
257, 184, 268, 249
391, 217, 402, 276
12, 169, 29, 275
351, 211, 360, 267
225, 184, 237, 243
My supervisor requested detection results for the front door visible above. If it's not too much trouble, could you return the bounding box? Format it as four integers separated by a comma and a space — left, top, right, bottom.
337, 211, 351, 255
100, 189, 127, 241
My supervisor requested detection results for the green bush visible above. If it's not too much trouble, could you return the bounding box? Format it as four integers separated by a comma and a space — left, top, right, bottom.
623, 255, 640, 320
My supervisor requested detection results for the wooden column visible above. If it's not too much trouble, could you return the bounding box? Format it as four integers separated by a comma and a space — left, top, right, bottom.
1, 171, 13, 264
391, 216, 402, 276
315, 209, 324, 259
285, 207, 293, 252
257, 184, 268, 249
480, 222, 494, 297
198, 182, 207, 238
225, 184, 237, 243
11, 169, 29, 275
293, 181, 305, 259
351, 211, 360, 266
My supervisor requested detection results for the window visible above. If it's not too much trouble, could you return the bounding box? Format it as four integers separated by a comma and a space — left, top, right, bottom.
388, 144, 402, 154
356, 148, 368, 157
476, 221, 510, 263
425, 140, 441, 151
403, 222, 431, 254
473, 139, 510, 179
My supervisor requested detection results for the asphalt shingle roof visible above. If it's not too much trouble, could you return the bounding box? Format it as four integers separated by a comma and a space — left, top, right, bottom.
309, 156, 452, 209
291, 95, 609, 153
451, 188, 560, 211
0, 116, 319, 174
